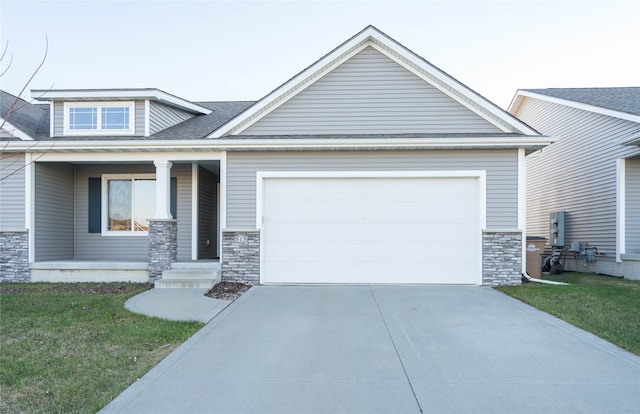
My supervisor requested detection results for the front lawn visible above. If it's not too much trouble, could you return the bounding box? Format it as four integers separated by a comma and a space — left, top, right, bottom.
497, 272, 640, 355
0, 283, 203, 413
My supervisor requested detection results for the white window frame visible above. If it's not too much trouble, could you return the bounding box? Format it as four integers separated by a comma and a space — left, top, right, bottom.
102, 173, 155, 236
64, 101, 135, 135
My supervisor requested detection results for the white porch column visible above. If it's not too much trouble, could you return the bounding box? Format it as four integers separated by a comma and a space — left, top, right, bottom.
154, 160, 173, 219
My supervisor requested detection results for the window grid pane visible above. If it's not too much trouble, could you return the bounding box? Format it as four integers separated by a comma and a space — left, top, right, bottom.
101, 107, 130, 130
69, 107, 97, 130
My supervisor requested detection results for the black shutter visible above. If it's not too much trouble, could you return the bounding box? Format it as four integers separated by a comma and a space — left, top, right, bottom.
170, 177, 177, 219
88, 178, 101, 233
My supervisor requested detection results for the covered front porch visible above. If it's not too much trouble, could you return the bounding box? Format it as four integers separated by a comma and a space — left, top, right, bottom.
27, 151, 225, 283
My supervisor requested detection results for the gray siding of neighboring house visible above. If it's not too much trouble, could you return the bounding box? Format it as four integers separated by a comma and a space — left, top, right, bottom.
74, 163, 193, 261
34, 163, 74, 260
0, 153, 26, 230
243, 47, 502, 135
226, 150, 518, 229
53, 100, 145, 136
516, 98, 640, 260
149, 102, 194, 135
627, 157, 640, 253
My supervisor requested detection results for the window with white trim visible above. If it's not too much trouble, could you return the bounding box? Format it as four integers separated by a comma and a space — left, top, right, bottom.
64, 102, 134, 135
102, 174, 155, 235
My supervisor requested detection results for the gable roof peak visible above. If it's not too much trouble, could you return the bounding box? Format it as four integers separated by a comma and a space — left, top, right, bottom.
209, 26, 538, 137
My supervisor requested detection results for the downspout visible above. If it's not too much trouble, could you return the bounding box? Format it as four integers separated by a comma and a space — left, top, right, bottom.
522, 272, 569, 285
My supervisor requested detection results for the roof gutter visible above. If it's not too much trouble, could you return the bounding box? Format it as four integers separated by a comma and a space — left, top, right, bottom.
1, 136, 554, 153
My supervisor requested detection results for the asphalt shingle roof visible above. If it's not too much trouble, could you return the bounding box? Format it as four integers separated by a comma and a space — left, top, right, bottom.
0, 91, 254, 140
0, 90, 50, 139
150, 101, 255, 140
524, 87, 640, 116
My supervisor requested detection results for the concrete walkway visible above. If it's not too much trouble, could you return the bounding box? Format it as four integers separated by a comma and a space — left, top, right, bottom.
104, 285, 640, 414
125, 288, 231, 323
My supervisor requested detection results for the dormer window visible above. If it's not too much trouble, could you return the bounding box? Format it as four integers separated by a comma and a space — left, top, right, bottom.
64, 102, 134, 135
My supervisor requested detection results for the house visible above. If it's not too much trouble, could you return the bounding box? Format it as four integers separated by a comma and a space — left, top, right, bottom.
0, 26, 551, 286
509, 88, 640, 280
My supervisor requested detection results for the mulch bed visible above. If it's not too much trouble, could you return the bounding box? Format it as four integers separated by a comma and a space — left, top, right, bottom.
0, 282, 150, 295
205, 282, 251, 301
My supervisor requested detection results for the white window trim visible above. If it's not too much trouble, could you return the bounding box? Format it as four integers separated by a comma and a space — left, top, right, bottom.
102, 173, 155, 236
64, 101, 135, 136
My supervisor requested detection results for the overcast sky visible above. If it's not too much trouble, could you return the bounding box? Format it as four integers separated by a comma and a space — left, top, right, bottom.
1, 0, 638, 109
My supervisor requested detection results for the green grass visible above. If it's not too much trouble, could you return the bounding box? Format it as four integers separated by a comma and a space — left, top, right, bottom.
496, 272, 640, 355
0, 283, 203, 414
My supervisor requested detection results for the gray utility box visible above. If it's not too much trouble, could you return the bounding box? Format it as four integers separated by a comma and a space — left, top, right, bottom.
550, 211, 565, 247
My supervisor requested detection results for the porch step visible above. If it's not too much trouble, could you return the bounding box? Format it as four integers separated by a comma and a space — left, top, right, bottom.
154, 261, 221, 289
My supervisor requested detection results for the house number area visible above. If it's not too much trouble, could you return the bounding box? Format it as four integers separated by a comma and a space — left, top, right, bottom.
234, 234, 249, 245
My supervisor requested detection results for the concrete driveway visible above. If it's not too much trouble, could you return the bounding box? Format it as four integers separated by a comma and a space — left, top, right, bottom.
101, 285, 640, 414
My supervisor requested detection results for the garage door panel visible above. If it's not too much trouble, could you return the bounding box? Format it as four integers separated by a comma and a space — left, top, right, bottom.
261, 176, 481, 284
266, 244, 476, 267
265, 219, 477, 245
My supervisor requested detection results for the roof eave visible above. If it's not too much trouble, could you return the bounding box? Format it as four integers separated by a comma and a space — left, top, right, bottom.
510, 90, 640, 123
31, 88, 212, 115
1, 135, 553, 153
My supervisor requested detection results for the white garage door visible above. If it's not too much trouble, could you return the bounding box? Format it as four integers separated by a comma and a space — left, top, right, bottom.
260, 174, 481, 284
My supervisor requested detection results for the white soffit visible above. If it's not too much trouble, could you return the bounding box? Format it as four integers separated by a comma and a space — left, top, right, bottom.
209, 26, 539, 138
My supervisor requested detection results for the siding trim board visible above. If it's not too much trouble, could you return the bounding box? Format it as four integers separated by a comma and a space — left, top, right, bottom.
617, 158, 625, 261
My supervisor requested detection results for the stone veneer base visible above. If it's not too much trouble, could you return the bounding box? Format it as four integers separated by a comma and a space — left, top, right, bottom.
221, 230, 260, 284
482, 230, 523, 286
148, 219, 178, 283
0, 230, 30, 282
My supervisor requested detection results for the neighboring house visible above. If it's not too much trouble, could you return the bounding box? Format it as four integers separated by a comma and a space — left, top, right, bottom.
509, 88, 640, 280
1, 26, 550, 286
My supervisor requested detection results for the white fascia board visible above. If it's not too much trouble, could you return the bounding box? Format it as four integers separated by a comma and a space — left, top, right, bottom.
1, 119, 34, 140
510, 90, 640, 124
209, 26, 538, 138
1, 136, 554, 154
31, 89, 211, 115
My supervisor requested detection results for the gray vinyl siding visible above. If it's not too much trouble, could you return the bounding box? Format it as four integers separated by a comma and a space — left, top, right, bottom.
627, 157, 640, 253
74, 163, 192, 261
134, 101, 145, 136
149, 102, 194, 135
34, 163, 74, 260
54, 101, 63, 136
226, 150, 518, 229
517, 98, 640, 257
53, 100, 145, 136
0, 153, 25, 230
243, 47, 502, 135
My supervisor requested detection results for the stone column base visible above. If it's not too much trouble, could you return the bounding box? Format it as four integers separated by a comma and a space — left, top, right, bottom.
148, 219, 178, 283
221, 230, 260, 284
